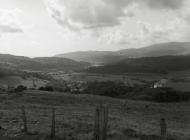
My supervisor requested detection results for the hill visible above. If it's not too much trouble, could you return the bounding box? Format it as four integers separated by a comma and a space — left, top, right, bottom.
87, 55, 190, 74
118, 42, 190, 57
0, 54, 90, 72
55, 42, 190, 64
33, 57, 90, 71
55, 51, 121, 64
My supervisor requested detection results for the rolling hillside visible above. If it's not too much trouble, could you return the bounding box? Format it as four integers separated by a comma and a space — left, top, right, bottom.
55, 51, 120, 64
33, 57, 90, 71
117, 42, 190, 57
56, 42, 190, 64
87, 55, 190, 74
0, 54, 90, 72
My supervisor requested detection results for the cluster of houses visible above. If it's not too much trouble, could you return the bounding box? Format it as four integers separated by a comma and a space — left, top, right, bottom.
153, 78, 168, 88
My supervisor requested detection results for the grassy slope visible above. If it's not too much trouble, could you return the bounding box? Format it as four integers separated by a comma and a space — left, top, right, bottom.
0, 76, 47, 88
0, 54, 89, 72
0, 91, 189, 140
87, 55, 190, 74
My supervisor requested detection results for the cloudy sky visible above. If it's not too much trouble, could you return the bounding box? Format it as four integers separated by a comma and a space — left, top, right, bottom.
0, 0, 190, 57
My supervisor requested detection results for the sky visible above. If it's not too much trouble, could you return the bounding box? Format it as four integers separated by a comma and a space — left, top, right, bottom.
0, 0, 190, 57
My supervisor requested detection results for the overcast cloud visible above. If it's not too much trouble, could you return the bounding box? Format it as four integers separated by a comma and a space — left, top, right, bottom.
45, 0, 186, 30
0, 0, 190, 56
44, 0, 190, 46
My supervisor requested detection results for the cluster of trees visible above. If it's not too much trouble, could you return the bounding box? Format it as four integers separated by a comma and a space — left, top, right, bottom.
81, 81, 190, 102
83, 81, 133, 98
133, 87, 190, 102
5, 85, 28, 93
153, 88, 190, 102
38, 80, 70, 92
4, 80, 190, 103
38, 86, 54, 91
14, 85, 27, 93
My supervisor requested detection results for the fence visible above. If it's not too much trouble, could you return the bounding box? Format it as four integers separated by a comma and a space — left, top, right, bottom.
4, 105, 168, 140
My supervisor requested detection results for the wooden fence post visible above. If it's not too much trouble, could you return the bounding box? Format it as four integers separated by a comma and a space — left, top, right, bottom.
94, 106, 100, 140
160, 118, 167, 140
102, 105, 108, 140
94, 104, 108, 140
51, 107, 56, 139
21, 105, 28, 133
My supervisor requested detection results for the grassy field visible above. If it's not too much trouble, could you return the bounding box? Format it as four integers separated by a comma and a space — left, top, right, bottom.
0, 76, 47, 89
0, 90, 190, 140
55, 72, 190, 92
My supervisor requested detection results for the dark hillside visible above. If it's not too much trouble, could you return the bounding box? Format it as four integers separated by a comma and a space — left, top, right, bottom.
87, 55, 190, 74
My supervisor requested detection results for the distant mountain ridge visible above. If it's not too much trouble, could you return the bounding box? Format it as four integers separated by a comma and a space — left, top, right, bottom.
1, 41, 190, 74
55, 42, 190, 64
55, 51, 117, 64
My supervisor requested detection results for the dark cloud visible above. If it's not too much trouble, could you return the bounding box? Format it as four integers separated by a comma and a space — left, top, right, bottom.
143, 0, 185, 10
46, 0, 186, 32
47, 3, 79, 31
101, 0, 185, 10
102, 0, 134, 8
46, 0, 133, 30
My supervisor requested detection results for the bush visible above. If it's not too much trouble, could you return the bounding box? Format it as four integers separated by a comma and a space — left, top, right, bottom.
47, 81, 70, 92
38, 87, 45, 91
14, 85, 27, 93
83, 81, 132, 98
136, 87, 190, 102
38, 86, 54, 91
39, 80, 70, 92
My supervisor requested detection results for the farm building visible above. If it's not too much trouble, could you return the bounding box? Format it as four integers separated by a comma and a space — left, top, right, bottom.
153, 78, 168, 88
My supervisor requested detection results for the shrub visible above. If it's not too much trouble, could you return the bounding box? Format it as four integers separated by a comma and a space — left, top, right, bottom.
38, 86, 45, 91
153, 89, 179, 102
39, 80, 71, 92
38, 86, 54, 91
137, 87, 190, 102
48, 81, 70, 92
14, 85, 27, 93
83, 81, 132, 98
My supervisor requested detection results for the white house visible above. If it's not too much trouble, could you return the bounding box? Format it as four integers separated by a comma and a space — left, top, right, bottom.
153, 78, 168, 88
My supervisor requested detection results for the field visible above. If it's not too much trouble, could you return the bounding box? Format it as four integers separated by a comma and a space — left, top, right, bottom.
52, 72, 190, 92
0, 90, 190, 140
52, 72, 165, 85
0, 76, 47, 89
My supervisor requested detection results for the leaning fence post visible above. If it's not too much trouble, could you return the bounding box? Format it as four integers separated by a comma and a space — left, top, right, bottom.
21, 105, 28, 133
94, 104, 108, 140
51, 107, 56, 139
103, 105, 108, 140
94, 106, 100, 140
160, 118, 167, 140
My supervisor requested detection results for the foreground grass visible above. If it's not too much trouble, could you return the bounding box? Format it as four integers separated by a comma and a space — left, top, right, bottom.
0, 90, 189, 140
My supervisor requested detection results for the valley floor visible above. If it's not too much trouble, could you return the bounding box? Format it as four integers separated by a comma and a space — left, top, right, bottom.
0, 90, 189, 140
